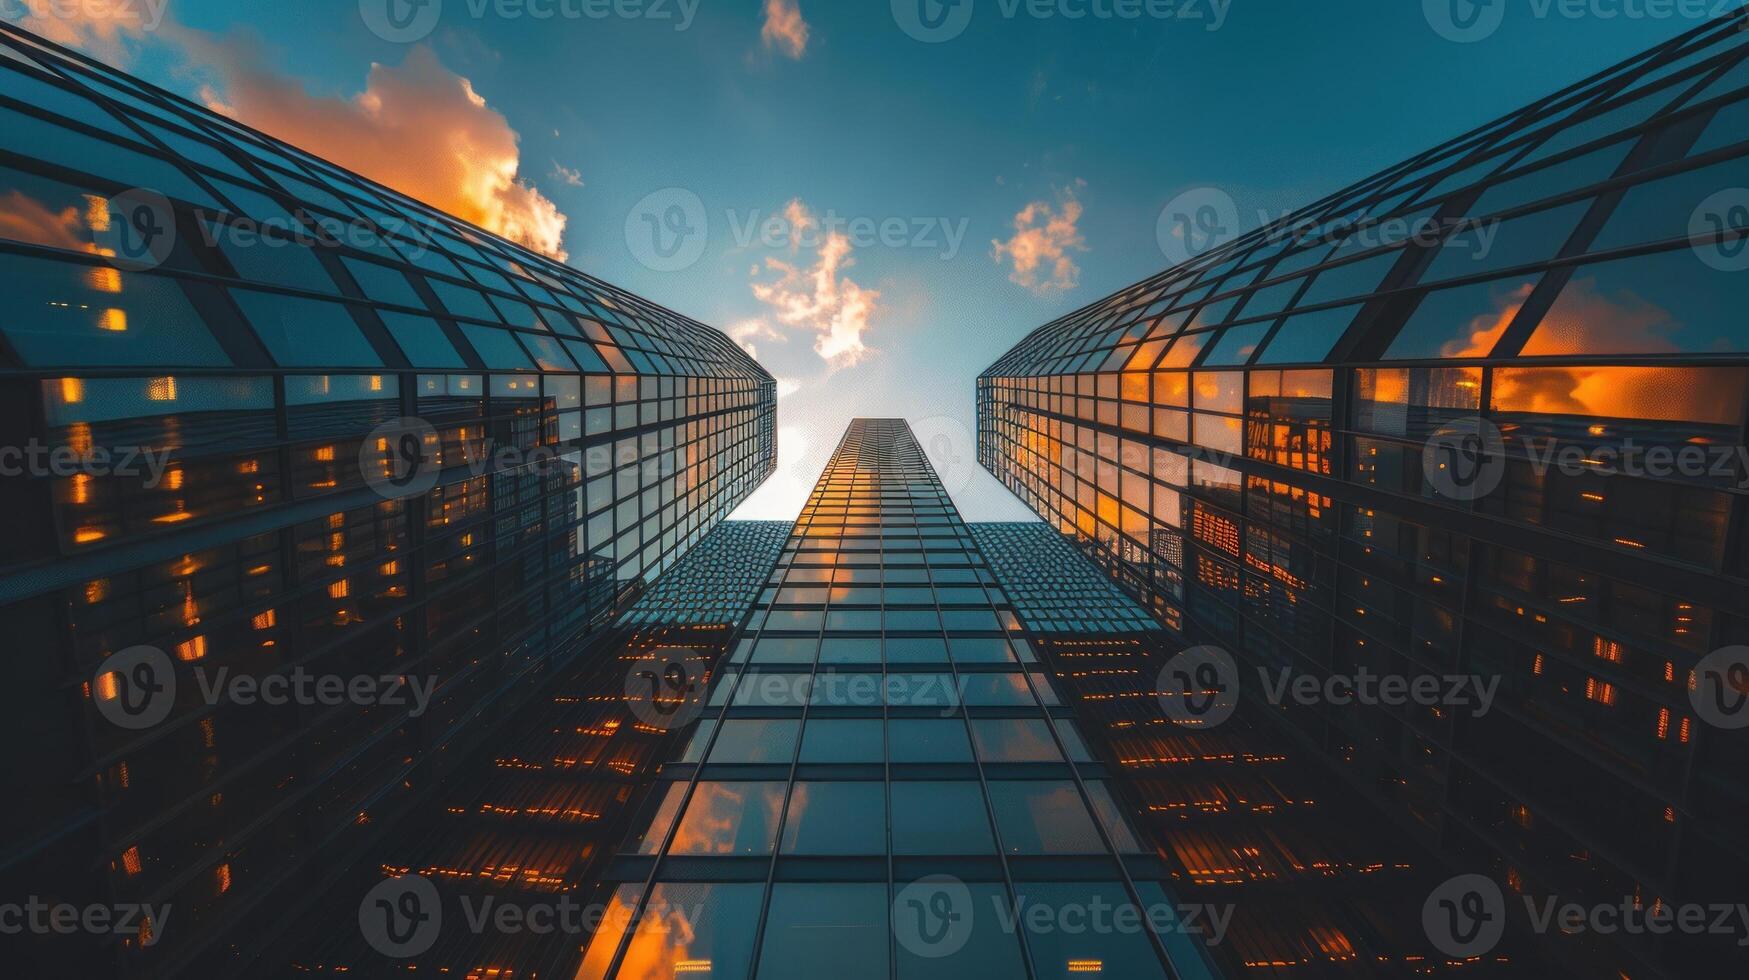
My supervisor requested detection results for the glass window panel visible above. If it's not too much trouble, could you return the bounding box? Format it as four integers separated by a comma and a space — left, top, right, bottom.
780, 782, 886, 854
890, 782, 996, 854
799, 719, 884, 763
959, 673, 1035, 707
894, 880, 1028, 980
217, 231, 336, 293
669, 782, 787, 855
1469, 142, 1633, 217
460, 324, 535, 369
1012, 882, 1169, 980
1383, 275, 1539, 359
575, 883, 641, 980
1296, 250, 1397, 307
819, 637, 882, 664
752, 637, 817, 664
949, 638, 1015, 664
1492, 366, 1745, 426
429, 279, 498, 320
0, 257, 228, 367
756, 884, 888, 980
1256, 303, 1358, 364
888, 719, 974, 763
810, 672, 884, 707
734, 673, 811, 707
971, 718, 1062, 763
886, 637, 950, 664
1423, 199, 1589, 281
607, 882, 764, 980
707, 719, 800, 764
342, 257, 424, 308
986, 781, 1105, 854
887, 673, 959, 708
379, 312, 463, 368
1201, 322, 1269, 366
233, 289, 380, 367
1522, 248, 1749, 355
520, 331, 576, 371
1590, 155, 1749, 252
0, 104, 220, 209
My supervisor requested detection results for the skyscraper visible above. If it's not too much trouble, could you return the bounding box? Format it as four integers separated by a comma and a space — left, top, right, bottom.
0, 22, 773, 979
980, 14, 1749, 978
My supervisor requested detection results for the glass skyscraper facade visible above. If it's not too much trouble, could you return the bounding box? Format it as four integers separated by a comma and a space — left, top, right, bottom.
0, 22, 773, 979
979, 15, 1749, 979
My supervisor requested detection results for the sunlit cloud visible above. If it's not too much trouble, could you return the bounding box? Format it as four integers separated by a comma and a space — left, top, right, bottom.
760, 0, 810, 59
750, 199, 879, 370
992, 183, 1088, 295
727, 318, 785, 358
9, 8, 571, 259
551, 162, 584, 187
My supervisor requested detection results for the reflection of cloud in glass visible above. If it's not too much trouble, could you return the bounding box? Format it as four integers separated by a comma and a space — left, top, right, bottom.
0, 190, 91, 251
1438, 280, 1534, 357
669, 781, 785, 855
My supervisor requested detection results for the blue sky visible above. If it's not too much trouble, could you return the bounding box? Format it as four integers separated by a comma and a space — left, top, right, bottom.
13, 0, 1705, 517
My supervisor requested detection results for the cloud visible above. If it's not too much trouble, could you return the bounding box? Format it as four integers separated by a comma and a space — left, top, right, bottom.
188, 40, 569, 259
775, 377, 802, 398
727, 318, 785, 358
552, 162, 584, 187
760, 0, 810, 59
992, 184, 1088, 294
750, 199, 879, 370
9, 9, 571, 259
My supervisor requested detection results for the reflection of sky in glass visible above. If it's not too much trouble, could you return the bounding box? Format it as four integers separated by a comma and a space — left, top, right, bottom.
594, 882, 763, 980
669, 782, 786, 855
970, 718, 1063, 763
987, 781, 1105, 854
756, 884, 888, 980
779, 782, 885, 854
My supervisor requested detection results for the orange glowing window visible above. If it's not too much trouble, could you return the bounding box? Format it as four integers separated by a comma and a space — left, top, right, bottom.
120, 846, 142, 875
177, 636, 206, 662
145, 376, 177, 401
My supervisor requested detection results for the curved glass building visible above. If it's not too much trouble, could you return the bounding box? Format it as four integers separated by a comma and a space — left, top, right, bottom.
979, 14, 1749, 979
0, 21, 773, 979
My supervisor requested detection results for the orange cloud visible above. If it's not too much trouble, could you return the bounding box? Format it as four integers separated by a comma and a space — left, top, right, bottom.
0, 191, 89, 252
188, 39, 568, 259
10, 11, 570, 258
761, 0, 810, 59
1438, 280, 1536, 358
993, 184, 1088, 294
751, 200, 878, 369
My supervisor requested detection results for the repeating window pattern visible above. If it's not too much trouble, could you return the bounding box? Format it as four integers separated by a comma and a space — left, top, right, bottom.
0, 23, 775, 980
621, 520, 795, 625
969, 522, 1156, 633
982, 15, 1749, 979
578, 420, 1214, 980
